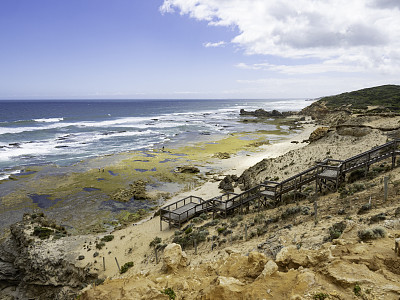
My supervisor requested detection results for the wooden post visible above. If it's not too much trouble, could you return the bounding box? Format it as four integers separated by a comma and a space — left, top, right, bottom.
160, 215, 162, 231
384, 176, 389, 202
103, 257, 105, 271
115, 257, 120, 272
313, 200, 318, 225
155, 248, 158, 264
245, 224, 248, 241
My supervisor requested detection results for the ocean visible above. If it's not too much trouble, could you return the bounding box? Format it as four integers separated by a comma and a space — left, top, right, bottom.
0, 99, 309, 180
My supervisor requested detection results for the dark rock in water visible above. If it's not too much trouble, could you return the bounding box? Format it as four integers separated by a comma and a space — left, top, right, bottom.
8, 143, 21, 148
0, 214, 97, 300
111, 180, 151, 202
218, 175, 238, 192
175, 166, 200, 173
55, 145, 69, 148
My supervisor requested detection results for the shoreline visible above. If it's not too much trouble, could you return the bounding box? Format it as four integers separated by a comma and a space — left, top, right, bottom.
0, 115, 311, 237
73, 121, 317, 278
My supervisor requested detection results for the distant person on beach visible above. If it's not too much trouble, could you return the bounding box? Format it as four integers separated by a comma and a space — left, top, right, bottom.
162, 146, 165, 152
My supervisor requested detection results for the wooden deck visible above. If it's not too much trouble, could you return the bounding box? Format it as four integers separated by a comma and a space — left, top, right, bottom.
160, 196, 212, 230
160, 139, 400, 230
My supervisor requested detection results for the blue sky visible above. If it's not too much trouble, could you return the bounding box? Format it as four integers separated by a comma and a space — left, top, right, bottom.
1, 0, 400, 99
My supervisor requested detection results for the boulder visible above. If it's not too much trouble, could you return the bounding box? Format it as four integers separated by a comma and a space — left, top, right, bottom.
257, 260, 278, 279
247, 251, 268, 278
162, 243, 189, 273
202, 276, 244, 299
218, 175, 238, 192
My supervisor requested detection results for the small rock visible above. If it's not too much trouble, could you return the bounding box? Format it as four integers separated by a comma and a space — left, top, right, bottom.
176, 166, 200, 173
78, 255, 85, 260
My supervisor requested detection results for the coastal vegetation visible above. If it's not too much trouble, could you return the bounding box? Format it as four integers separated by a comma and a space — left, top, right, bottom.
319, 84, 400, 111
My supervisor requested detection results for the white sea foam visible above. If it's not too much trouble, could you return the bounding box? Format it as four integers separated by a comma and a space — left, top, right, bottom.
33, 117, 64, 123
0, 169, 20, 181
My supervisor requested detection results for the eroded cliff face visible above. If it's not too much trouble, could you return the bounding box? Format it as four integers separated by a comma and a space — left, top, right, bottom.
0, 214, 97, 300
81, 233, 400, 300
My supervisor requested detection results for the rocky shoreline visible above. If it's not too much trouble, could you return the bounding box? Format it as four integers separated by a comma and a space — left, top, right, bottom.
2, 98, 400, 299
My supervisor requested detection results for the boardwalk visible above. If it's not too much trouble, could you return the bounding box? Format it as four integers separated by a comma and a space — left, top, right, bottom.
160, 139, 400, 230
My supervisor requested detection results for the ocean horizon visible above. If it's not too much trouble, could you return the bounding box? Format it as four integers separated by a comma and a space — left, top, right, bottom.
0, 98, 310, 180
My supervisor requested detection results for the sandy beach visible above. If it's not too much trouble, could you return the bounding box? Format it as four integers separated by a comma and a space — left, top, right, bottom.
73, 122, 317, 278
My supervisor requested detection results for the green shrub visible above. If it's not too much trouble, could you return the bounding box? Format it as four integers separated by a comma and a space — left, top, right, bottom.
217, 227, 226, 234
120, 261, 134, 274
32, 226, 54, 240
172, 228, 209, 248
149, 236, 162, 247
185, 227, 193, 234
254, 214, 265, 224
281, 207, 301, 219
161, 288, 176, 300
313, 292, 329, 300
101, 235, 114, 242
174, 230, 183, 236
354, 283, 361, 296
348, 169, 365, 183
326, 221, 346, 241
192, 217, 203, 224
358, 226, 387, 241
257, 226, 268, 236
95, 242, 105, 249
199, 213, 209, 220
357, 203, 371, 214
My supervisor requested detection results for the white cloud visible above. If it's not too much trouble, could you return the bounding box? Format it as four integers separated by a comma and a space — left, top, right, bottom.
203, 41, 226, 48
160, 0, 400, 75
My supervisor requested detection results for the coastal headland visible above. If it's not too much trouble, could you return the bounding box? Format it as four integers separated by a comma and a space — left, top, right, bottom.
2, 85, 400, 299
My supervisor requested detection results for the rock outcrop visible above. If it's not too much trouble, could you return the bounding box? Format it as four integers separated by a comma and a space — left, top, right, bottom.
0, 214, 96, 300
218, 175, 238, 192
162, 243, 189, 273
112, 180, 151, 202
308, 127, 330, 143
240, 109, 292, 118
